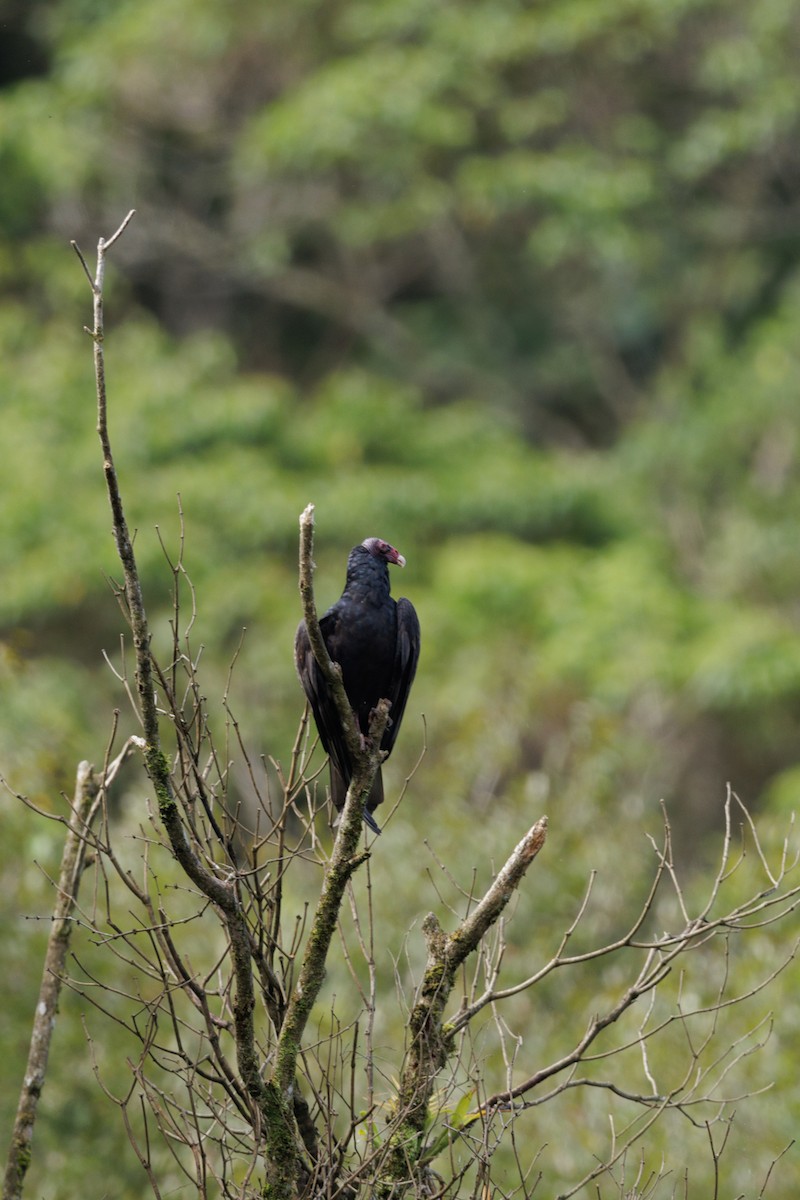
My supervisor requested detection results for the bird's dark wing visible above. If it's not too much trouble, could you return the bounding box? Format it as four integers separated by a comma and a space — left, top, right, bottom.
294, 614, 351, 782
381, 597, 421, 755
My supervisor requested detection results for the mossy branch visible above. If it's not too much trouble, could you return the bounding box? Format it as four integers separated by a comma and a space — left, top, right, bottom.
377, 817, 548, 1194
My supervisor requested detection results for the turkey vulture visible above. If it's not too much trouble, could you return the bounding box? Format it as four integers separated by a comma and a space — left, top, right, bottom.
295, 537, 421, 834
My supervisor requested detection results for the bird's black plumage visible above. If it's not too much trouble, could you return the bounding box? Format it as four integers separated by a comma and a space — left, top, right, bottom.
295, 537, 420, 834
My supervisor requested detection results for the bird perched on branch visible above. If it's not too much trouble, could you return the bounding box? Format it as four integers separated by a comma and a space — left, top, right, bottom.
295, 537, 421, 834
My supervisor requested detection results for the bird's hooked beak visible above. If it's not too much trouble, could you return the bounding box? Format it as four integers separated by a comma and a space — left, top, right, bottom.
362, 537, 406, 566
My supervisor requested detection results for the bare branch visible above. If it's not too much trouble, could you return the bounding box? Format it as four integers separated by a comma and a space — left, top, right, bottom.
3, 762, 98, 1200
297, 503, 363, 766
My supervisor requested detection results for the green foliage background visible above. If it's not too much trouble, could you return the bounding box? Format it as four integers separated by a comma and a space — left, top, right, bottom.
2, 0, 800, 1194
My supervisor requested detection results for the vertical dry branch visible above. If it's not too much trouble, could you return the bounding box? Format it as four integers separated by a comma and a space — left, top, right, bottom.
74, 216, 303, 1198
297, 505, 360, 759
295, 506, 391, 857
74, 215, 233, 904
2, 763, 98, 1200
272, 508, 388, 1096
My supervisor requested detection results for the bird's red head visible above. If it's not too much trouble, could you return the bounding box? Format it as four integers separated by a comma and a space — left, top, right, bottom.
362, 537, 406, 567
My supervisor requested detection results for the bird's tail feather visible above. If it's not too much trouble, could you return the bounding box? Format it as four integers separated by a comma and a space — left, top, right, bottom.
330, 765, 383, 834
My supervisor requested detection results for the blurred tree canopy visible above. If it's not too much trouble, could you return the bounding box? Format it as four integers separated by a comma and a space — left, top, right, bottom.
3, 0, 800, 1194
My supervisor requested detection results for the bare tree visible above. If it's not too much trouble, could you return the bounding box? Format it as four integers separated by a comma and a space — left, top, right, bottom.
4, 215, 799, 1200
